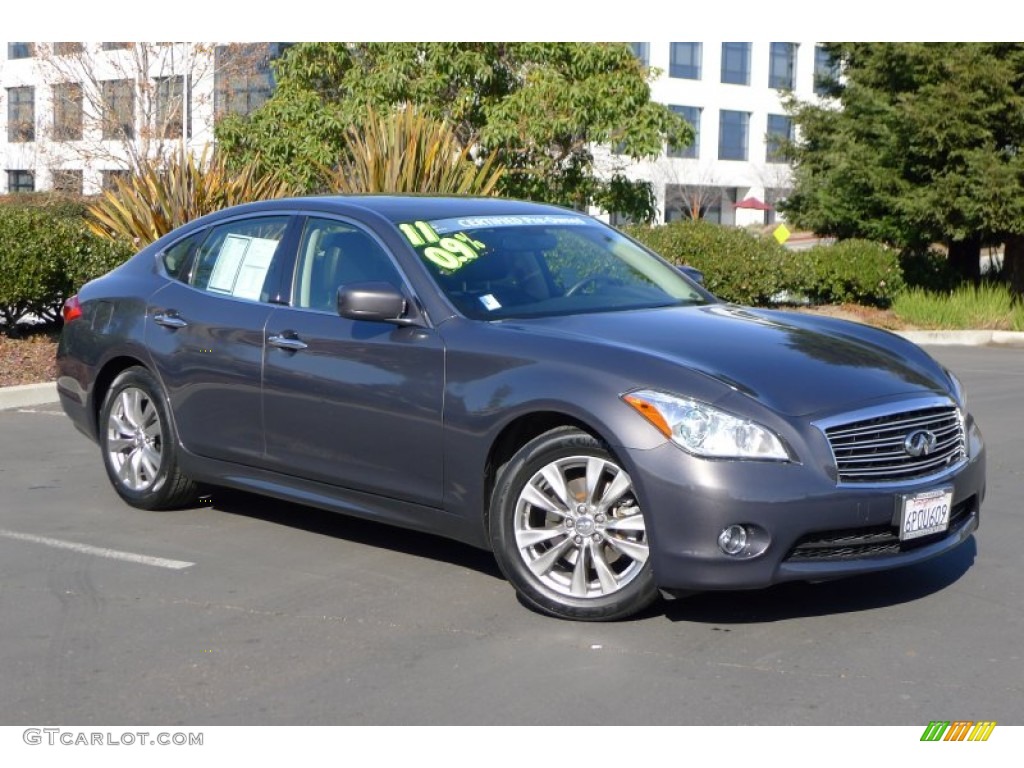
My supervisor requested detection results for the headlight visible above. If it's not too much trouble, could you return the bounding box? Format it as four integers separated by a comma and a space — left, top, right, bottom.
622, 389, 790, 461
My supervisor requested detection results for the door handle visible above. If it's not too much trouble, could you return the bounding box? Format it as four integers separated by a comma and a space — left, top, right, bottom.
153, 311, 188, 329
268, 333, 308, 351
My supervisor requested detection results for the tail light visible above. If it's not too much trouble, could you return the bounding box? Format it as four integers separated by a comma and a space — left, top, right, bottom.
62, 295, 83, 324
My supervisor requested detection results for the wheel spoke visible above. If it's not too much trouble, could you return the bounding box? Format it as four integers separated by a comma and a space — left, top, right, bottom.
118, 391, 137, 428
596, 468, 632, 512
585, 457, 605, 504
126, 389, 145, 429
603, 513, 646, 534
106, 436, 134, 453
606, 535, 649, 565
139, 446, 160, 481
141, 417, 162, 439
540, 464, 572, 510
527, 536, 574, 578
110, 412, 133, 437
128, 447, 145, 487
520, 482, 568, 517
139, 402, 159, 433
516, 527, 567, 548
570, 540, 590, 597
592, 544, 619, 595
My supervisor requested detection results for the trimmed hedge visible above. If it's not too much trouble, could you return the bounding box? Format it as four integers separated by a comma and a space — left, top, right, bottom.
624, 220, 904, 308
0, 205, 132, 327
623, 219, 792, 305
800, 239, 904, 307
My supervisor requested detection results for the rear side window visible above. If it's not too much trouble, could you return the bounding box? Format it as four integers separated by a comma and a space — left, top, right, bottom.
189, 216, 290, 301
160, 231, 204, 280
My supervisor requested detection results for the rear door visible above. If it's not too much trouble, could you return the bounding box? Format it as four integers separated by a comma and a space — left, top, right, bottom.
261, 215, 445, 508
146, 214, 297, 465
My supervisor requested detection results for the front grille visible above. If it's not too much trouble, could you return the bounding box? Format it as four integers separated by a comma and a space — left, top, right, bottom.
824, 405, 965, 483
785, 496, 975, 562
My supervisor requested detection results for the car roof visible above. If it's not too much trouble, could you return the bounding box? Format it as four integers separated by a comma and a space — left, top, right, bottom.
212, 195, 580, 225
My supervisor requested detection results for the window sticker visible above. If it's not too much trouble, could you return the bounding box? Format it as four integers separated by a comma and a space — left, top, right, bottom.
207, 234, 277, 299
479, 294, 502, 311
400, 220, 488, 273
430, 215, 593, 233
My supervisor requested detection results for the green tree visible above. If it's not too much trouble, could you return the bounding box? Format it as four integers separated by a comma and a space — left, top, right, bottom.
215, 42, 692, 222
783, 43, 1024, 296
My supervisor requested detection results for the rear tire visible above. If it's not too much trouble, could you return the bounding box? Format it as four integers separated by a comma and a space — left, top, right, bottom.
489, 427, 658, 621
99, 366, 197, 510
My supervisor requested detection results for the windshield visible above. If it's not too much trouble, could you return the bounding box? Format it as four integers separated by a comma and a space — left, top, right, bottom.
397, 214, 709, 320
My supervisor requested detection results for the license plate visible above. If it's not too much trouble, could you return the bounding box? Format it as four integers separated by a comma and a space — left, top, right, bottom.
899, 488, 953, 541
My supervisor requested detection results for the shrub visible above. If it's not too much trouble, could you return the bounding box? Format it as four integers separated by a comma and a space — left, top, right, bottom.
893, 282, 1024, 331
0, 207, 132, 328
0, 192, 90, 220
623, 219, 791, 305
801, 239, 905, 307
325, 107, 505, 196
87, 147, 295, 247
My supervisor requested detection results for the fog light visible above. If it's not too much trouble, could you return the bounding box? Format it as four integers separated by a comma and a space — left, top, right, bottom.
718, 525, 748, 555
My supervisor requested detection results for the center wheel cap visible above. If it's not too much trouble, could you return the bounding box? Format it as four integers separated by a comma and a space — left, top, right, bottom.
574, 515, 596, 536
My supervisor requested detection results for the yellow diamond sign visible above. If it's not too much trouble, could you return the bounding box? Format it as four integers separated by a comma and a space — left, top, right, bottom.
773, 223, 791, 245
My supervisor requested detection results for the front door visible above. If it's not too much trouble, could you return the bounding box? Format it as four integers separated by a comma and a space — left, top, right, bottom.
261, 217, 445, 508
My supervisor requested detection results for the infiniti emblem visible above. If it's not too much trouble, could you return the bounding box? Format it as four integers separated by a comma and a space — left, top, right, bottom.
904, 429, 938, 457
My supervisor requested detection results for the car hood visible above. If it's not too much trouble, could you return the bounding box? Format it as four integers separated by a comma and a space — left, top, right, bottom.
506, 304, 951, 417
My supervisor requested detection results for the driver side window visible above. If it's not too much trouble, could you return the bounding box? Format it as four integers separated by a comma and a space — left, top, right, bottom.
292, 218, 403, 311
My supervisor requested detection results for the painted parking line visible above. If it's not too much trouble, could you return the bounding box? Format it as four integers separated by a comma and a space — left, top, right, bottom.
0, 529, 195, 570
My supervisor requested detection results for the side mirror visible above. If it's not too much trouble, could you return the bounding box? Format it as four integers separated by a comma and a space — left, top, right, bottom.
337, 282, 416, 325
679, 265, 705, 286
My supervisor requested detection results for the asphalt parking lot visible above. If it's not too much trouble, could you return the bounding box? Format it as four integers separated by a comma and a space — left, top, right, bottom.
0, 346, 1021, 725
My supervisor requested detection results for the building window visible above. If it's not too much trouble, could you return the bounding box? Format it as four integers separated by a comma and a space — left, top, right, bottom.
629, 43, 649, 67
665, 184, 725, 224
214, 44, 278, 118
718, 110, 749, 161
155, 75, 191, 138
7, 86, 35, 142
668, 105, 701, 159
7, 43, 34, 59
101, 79, 135, 140
53, 42, 83, 56
669, 43, 701, 80
769, 43, 798, 90
51, 169, 83, 195
101, 43, 132, 51
101, 170, 129, 190
7, 170, 35, 193
53, 82, 83, 141
721, 43, 751, 85
814, 45, 839, 96
766, 114, 793, 163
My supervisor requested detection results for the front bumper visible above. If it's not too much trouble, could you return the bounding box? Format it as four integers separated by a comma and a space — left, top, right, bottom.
620, 417, 986, 591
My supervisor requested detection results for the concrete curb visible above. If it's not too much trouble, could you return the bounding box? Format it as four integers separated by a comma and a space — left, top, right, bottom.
0, 381, 59, 411
896, 330, 1024, 347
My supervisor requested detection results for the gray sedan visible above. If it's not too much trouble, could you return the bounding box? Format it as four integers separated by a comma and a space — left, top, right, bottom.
57, 196, 985, 620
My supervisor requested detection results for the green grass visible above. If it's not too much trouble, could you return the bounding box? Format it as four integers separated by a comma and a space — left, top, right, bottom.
892, 283, 1024, 331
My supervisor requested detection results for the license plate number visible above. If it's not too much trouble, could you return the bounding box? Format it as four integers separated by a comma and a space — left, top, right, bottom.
899, 488, 953, 541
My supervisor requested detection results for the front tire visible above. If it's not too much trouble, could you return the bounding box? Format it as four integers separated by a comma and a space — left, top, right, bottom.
99, 366, 197, 510
490, 427, 658, 621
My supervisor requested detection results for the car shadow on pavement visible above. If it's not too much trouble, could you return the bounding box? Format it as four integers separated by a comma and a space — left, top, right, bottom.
657, 537, 977, 624
195, 487, 506, 581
